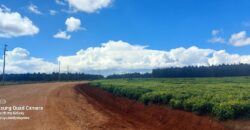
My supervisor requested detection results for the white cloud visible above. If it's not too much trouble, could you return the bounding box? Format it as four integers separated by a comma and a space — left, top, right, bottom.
208, 29, 225, 43
0, 6, 39, 38
229, 31, 250, 46
212, 30, 220, 35
53, 17, 83, 39
0, 48, 57, 73
58, 40, 250, 75
53, 31, 71, 40
1, 41, 250, 74
28, 4, 42, 15
208, 37, 225, 44
208, 50, 248, 65
67, 0, 113, 13
49, 10, 57, 15
65, 17, 82, 32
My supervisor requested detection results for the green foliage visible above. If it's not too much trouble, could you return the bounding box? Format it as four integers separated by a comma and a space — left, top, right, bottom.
183, 97, 213, 114
170, 99, 183, 109
3, 73, 103, 81
90, 77, 250, 120
90, 82, 151, 100
139, 91, 173, 105
212, 100, 250, 120
152, 64, 250, 78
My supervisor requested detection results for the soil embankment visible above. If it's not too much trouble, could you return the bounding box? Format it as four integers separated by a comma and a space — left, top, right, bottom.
76, 84, 227, 130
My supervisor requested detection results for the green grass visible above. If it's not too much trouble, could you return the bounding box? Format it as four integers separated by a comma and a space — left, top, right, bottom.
89, 77, 250, 120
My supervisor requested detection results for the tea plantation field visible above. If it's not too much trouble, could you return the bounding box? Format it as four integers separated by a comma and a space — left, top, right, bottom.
89, 77, 250, 120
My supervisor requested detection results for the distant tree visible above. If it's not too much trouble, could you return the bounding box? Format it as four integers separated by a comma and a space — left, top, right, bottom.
1, 73, 103, 82
152, 64, 250, 78
107, 72, 152, 79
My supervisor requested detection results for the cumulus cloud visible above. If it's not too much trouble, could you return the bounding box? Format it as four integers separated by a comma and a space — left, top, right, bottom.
57, 40, 250, 75
28, 4, 42, 15
208, 50, 250, 65
67, 0, 113, 13
1, 41, 250, 74
53, 17, 82, 39
0, 48, 57, 73
208, 29, 225, 43
65, 17, 82, 32
229, 31, 250, 47
0, 6, 39, 38
53, 31, 71, 40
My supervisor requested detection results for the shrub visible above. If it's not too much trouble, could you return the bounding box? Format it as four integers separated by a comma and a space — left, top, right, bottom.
183, 98, 193, 111
212, 101, 250, 120
140, 91, 173, 105
170, 99, 183, 109
212, 102, 236, 120
107, 86, 151, 100
183, 97, 213, 114
191, 99, 213, 114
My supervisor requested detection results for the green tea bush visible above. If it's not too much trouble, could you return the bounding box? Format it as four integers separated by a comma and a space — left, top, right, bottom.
90, 81, 151, 100
212, 101, 250, 120
170, 99, 183, 109
212, 102, 236, 120
183, 99, 193, 111
174, 93, 192, 100
139, 91, 173, 105
115, 87, 151, 100
90, 77, 250, 120
183, 97, 213, 114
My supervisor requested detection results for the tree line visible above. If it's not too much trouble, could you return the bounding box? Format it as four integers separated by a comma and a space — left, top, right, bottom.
152, 64, 250, 78
1, 64, 250, 81
107, 64, 250, 78
107, 72, 152, 79
1, 73, 103, 82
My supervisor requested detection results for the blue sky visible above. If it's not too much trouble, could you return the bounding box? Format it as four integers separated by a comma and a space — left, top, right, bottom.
1, 0, 250, 74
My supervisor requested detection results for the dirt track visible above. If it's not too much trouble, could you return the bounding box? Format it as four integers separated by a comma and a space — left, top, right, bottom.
0, 82, 236, 130
0, 82, 107, 130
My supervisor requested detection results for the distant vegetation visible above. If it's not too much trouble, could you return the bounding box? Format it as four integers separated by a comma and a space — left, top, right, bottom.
90, 77, 250, 120
1, 73, 103, 82
2, 64, 250, 81
107, 64, 250, 79
107, 73, 152, 79
152, 64, 250, 78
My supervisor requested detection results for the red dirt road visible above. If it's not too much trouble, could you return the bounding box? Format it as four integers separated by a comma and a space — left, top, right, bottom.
0, 82, 239, 130
0, 82, 109, 130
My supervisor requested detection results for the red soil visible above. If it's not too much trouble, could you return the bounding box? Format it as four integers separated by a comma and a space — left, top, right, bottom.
76, 84, 228, 130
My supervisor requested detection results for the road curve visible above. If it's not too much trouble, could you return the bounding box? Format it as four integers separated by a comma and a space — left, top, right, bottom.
0, 82, 164, 130
0, 82, 229, 130
0, 82, 111, 130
